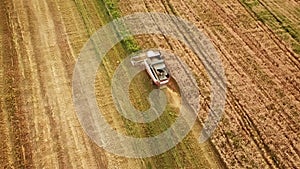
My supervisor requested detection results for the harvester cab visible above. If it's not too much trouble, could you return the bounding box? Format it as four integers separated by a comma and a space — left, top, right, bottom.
131, 50, 170, 86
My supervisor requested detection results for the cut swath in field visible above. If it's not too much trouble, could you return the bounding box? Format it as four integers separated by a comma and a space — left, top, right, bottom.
240, 0, 300, 55
118, 0, 300, 168
93, 0, 224, 168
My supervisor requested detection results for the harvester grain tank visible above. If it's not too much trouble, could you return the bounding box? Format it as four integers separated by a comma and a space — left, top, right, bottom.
131, 51, 170, 86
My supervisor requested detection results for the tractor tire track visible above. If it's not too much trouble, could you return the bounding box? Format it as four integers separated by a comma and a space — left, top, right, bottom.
119, 0, 300, 168
175, 0, 300, 168
173, 0, 300, 168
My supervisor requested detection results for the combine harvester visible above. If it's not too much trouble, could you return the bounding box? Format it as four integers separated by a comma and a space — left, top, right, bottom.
131, 50, 170, 86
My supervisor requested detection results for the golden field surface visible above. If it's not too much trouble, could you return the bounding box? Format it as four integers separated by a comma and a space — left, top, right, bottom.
0, 0, 299, 168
